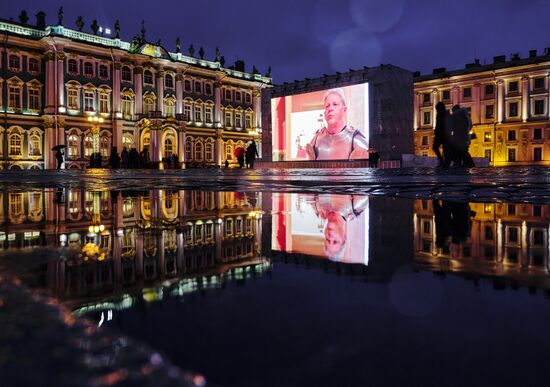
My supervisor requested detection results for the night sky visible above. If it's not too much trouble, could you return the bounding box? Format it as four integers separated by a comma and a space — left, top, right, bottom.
3, 0, 550, 84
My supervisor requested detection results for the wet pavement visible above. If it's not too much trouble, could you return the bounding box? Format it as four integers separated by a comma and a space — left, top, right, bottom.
1, 168, 550, 386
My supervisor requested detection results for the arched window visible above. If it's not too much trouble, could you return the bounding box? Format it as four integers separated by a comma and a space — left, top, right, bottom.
100, 135, 109, 157
9, 133, 22, 156
121, 66, 132, 81
164, 136, 175, 158
164, 97, 175, 117
99, 91, 110, 113
184, 80, 191, 92
194, 141, 203, 160
121, 92, 134, 118
224, 108, 233, 127
68, 134, 80, 158
205, 103, 213, 123
185, 138, 193, 160
84, 134, 94, 157
194, 101, 203, 122
205, 141, 214, 161
142, 132, 150, 151
83, 90, 95, 111
28, 134, 42, 156
144, 70, 153, 85
183, 100, 192, 121
225, 142, 233, 161
143, 94, 155, 114
122, 134, 134, 150
9, 55, 20, 71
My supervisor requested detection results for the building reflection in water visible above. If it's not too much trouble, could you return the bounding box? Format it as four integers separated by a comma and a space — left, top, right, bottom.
414, 199, 550, 282
0, 188, 268, 320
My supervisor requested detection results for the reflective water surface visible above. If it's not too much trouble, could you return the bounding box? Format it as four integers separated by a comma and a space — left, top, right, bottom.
3, 188, 550, 386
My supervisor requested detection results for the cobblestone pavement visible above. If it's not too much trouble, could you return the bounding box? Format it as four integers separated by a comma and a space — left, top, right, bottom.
1, 166, 549, 203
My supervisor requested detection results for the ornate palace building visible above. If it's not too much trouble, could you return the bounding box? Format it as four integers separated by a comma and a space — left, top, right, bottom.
0, 13, 271, 170
414, 51, 550, 166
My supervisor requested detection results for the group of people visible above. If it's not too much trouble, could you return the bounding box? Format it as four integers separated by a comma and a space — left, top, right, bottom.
235, 141, 259, 168
433, 103, 475, 168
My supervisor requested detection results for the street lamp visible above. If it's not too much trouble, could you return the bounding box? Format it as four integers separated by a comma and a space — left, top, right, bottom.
87, 115, 105, 155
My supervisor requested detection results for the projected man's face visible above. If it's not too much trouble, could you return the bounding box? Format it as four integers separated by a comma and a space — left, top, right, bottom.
324, 211, 347, 258
324, 93, 347, 134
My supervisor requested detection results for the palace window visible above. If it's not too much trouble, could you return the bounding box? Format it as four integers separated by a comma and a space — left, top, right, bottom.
194, 81, 202, 94
534, 147, 542, 161
194, 103, 203, 122
99, 65, 109, 79
421, 136, 428, 146
225, 143, 233, 161
143, 95, 155, 114
164, 136, 175, 158
534, 99, 545, 115
508, 81, 518, 92
442, 90, 450, 100
121, 66, 132, 82
205, 141, 213, 161
235, 112, 242, 128
144, 70, 154, 85
83, 90, 95, 112
534, 128, 542, 140
9, 133, 22, 156
422, 93, 430, 103
68, 134, 80, 157
195, 141, 203, 160
28, 134, 42, 156
83, 62, 94, 77
423, 111, 431, 125
225, 110, 233, 127
534, 77, 545, 90
508, 148, 516, 162
485, 105, 494, 119
28, 88, 41, 111
508, 102, 519, 117
245, 112, 253, 129
100, 136, 109, 157
485, 84, 494, 96
164, 97, 175, 117
484, 132, 491, 142
183, 102, 192, 121
205, 104, 213, 123
67, 88, 79, 109
9, 55, 20, 71
225, 89, 232, 100
122, 134, 134, 150
121, 94, 134, 118
184, 80, 192, 92
235, 91, 242, 102
8, 85, 22, 109
484, 149, 491, 161
245, 93, 252, 104
84, 134, 94, 157
99, 92, 110, 113
508, 129, 516, 141
68, 59, 78, 74
463, 87, 471, 98
165, 74, 174, 89
185, 139, 193, 161
28, 58, 39, 73
205, 83, 212, 95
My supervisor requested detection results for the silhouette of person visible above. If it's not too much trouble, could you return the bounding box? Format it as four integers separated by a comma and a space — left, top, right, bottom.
55, 148, 64, 169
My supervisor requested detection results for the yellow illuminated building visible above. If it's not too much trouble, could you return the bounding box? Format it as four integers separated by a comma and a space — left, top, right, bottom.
414, 52, 550, 166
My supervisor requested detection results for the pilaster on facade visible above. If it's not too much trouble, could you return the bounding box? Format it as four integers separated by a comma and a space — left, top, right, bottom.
134, 67, 143, 114
522, 75, 529, 122
431, 88, 439, 127
497, 80, 505, 124
157, 70, 165, 115
175, 74, 183, 115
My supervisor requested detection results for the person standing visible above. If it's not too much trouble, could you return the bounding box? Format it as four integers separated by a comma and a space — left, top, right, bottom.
55, 148, 64, 169
246, 142, 259, 168
433, 102, 447, 167
121, 147, 129, 168
109, 147, 120, 168
449, 104, 475, 167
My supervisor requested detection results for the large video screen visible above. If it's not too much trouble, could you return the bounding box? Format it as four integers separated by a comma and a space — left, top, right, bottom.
272, 193, 369, 265
271, 83, 369, 161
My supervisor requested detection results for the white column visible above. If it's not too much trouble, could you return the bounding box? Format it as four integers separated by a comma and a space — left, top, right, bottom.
547, 74, 550, 119
214, 82, 222, 126
253, 89, 262, 129
113, 62, 121, 114
473, 83, 481, 124
522, 75, 529, 122
432, 88, 439, 129
413, 92, 419, 130
178, 125, 186, 167
176, 74, 183, 114
157, 70, 164, 115
451, 86, 460, 107
45, 52, 55, 112
497, 80, 505, 124
135, 67, 143, 114
57, 52, 65, 110
215, 130, 223, 166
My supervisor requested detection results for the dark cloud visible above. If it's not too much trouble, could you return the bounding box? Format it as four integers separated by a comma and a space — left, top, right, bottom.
3, 0, 550, 83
